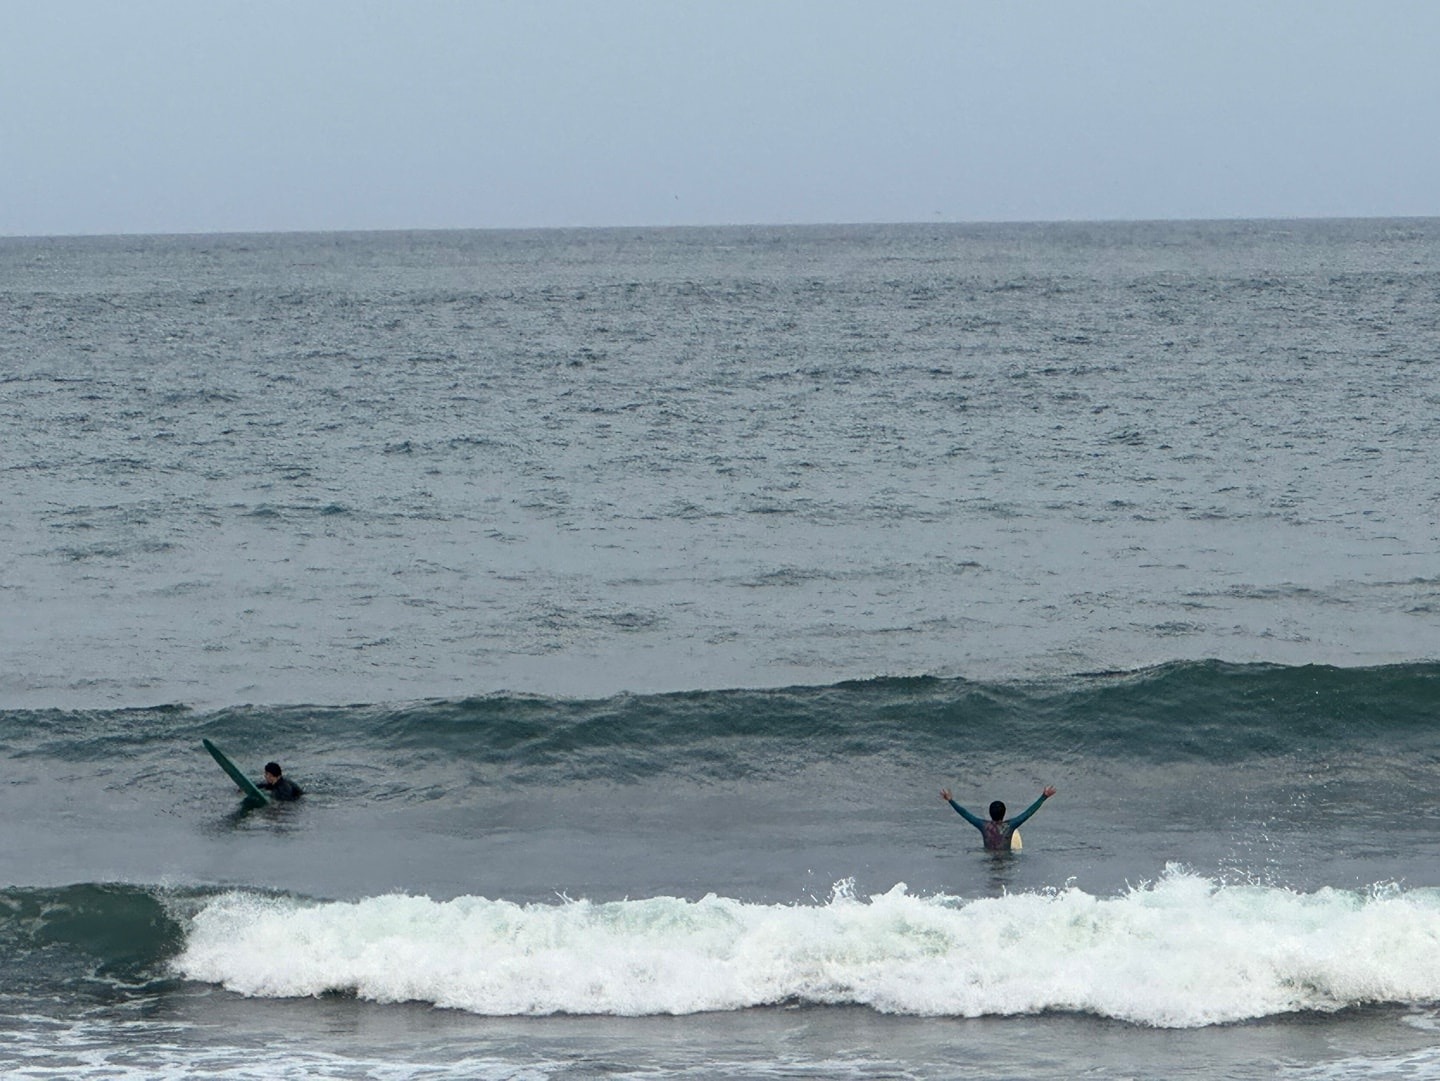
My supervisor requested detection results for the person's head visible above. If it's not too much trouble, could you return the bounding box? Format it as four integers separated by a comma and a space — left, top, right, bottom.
264, 762, 283, 782
988, 800, 1006, 821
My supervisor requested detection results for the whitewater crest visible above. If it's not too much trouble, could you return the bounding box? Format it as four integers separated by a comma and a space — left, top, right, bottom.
170, 868, 1440, 1027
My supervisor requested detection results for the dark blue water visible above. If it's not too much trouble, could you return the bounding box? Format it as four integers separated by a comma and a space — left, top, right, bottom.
3, 221, 1440, 1078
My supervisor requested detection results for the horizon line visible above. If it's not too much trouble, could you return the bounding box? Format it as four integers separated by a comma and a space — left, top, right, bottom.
5, 212, 1439, 243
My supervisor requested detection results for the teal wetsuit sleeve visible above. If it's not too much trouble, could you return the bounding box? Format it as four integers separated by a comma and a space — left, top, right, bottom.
947, 799, 987, 831
1006, 793, 1049, 831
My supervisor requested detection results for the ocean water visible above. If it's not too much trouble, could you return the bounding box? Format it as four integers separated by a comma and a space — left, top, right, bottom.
2, 220, 1440, 1079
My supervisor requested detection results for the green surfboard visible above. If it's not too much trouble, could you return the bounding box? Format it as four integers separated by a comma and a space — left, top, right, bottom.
204, 739, 269, 808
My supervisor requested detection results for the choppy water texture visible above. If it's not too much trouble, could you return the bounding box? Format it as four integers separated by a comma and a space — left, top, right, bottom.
3, 221, 1440, 1079
3, 662, 1440, 1081
3, 220, 1439, 709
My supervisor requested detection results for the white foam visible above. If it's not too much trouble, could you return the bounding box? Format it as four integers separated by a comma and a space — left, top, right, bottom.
171, 869, 1440, 1027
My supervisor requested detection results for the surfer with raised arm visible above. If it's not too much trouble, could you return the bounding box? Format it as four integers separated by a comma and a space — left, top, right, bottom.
940, 785, 1055, 850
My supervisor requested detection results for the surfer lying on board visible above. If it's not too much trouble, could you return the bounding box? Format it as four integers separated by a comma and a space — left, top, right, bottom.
940, 785, 1055, 850
260, 762, 304, 801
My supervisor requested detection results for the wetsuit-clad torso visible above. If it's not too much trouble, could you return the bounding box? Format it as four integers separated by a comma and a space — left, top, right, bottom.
261, 776, 303, 801
947, 792, 1048, 850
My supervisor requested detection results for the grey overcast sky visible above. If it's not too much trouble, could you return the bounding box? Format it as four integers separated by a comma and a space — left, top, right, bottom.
4, 0, 1438, 236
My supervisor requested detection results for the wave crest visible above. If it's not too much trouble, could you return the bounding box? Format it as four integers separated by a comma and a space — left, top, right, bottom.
170, 869, 1440, 1027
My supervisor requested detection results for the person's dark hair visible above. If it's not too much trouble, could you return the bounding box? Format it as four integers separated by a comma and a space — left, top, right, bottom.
988, 800, 1006, 821
265, 762, 282, 777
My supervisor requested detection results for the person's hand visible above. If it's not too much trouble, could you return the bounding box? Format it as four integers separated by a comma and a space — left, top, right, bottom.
940, 788, 952, 802
1042, 785, 1057, 798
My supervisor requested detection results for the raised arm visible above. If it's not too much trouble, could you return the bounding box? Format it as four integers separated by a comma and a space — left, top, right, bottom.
1006, 785, 1056, 830
940, 788, 987, 829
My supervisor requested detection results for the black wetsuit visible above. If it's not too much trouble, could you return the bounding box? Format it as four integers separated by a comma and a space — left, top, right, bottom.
947, 792, 1048, 850
261, 776, 304, 801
